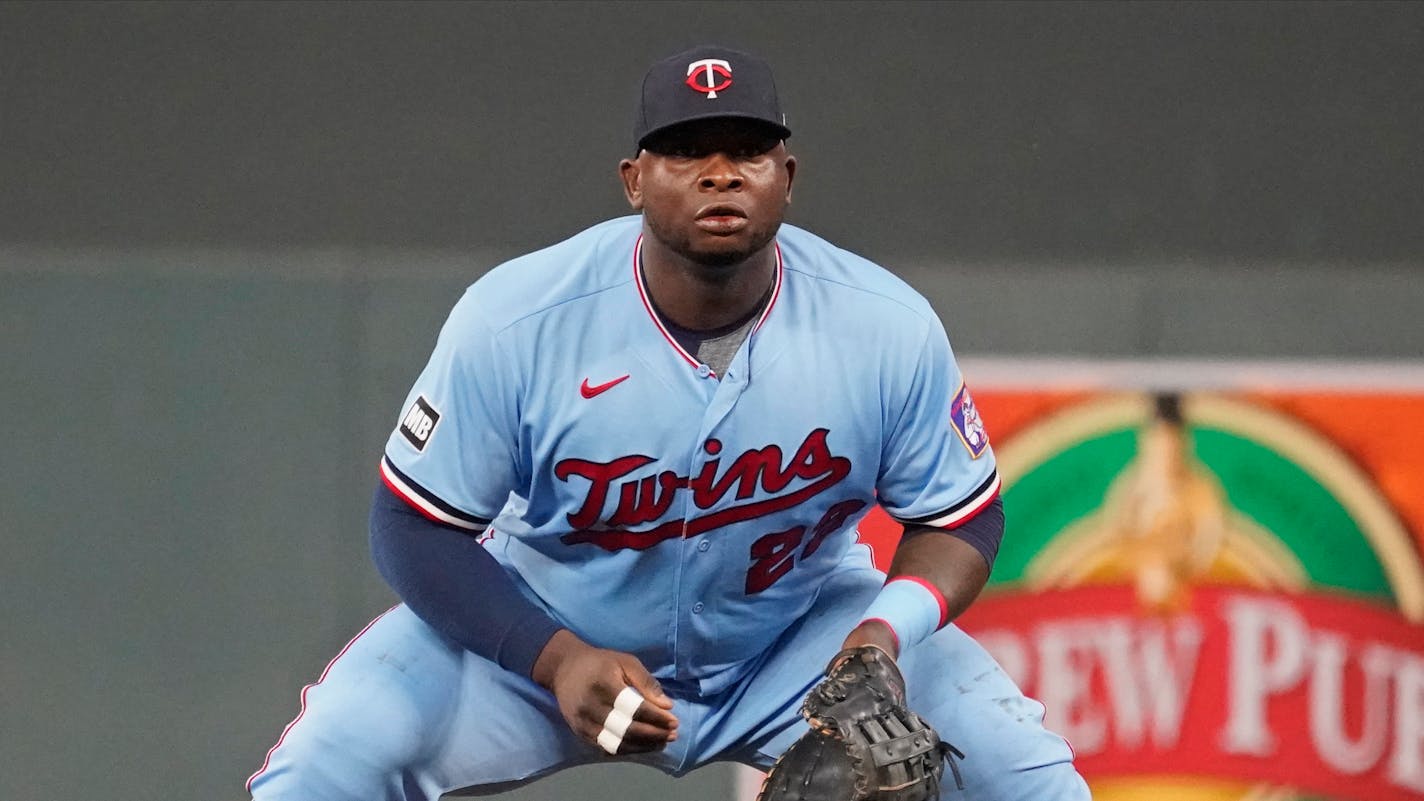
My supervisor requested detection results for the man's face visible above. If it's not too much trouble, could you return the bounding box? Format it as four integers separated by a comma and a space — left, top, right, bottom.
620, 119, 796, 268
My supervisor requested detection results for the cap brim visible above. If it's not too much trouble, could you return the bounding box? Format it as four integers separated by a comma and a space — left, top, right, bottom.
637, 112, 791, 150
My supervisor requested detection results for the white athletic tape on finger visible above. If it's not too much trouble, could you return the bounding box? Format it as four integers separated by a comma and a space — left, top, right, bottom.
597, 728, 623, 754
613, 686, 645, 717
602, 707, 634, 739
595, 687, 646, 753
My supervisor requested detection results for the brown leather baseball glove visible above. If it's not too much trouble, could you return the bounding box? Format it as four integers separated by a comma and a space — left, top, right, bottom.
757, 646, 963, 801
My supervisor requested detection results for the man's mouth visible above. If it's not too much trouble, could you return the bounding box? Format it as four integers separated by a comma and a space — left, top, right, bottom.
695, 203, 749, 234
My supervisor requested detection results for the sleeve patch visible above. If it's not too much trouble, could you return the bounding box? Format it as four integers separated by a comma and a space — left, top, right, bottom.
399, 395, 441, 451
950, 383, 990, 459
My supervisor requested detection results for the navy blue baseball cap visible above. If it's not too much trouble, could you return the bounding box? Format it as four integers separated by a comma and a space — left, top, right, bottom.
634, 45, 791, 151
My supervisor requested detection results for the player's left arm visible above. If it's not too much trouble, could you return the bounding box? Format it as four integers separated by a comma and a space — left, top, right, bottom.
842, 507, 1002, 657
850, 311, 1003, 658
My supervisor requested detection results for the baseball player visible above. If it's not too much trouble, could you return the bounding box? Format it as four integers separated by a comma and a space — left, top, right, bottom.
248, 46, 1089, 801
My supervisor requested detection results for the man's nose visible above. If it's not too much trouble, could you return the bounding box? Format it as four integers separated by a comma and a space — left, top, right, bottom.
698, 153, 744, 191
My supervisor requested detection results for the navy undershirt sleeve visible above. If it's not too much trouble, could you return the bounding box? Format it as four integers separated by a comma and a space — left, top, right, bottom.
369, 482, 563, 678
926, 497, 1005, 569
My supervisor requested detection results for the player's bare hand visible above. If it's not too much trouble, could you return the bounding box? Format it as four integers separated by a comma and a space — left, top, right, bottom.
840, 618, 901, 660
531, 629, 679, 754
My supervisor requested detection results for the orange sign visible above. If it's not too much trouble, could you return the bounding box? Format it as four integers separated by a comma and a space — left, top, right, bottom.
859, 383, 1424, 801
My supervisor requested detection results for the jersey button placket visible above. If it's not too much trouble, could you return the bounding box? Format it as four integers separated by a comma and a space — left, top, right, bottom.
675, 431, 713, 678
695, 363, 712, 378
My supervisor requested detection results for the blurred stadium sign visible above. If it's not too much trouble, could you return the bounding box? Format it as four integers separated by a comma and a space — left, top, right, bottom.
768, 359, 1424, 801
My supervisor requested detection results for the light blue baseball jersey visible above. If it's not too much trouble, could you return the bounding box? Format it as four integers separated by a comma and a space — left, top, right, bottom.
379, 215, 999, 695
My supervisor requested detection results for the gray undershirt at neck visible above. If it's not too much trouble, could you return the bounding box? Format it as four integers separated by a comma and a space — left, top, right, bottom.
692, 315, 757, 376
658, 309, 760, 377
643, 264, 772, 377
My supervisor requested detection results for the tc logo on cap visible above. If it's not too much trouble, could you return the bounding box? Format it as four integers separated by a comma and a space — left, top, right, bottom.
686, 58, 732, 99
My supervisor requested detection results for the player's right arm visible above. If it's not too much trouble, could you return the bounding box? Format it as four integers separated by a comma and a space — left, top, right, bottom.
371, 289, 676, 753
370, 487, 677, 751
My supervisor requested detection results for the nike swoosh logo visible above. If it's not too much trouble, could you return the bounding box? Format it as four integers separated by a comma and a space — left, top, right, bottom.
580, 374, 630, 399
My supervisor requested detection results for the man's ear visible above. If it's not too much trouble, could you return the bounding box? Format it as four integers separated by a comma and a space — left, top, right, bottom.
619, 157, 643, 210
783, 154, 797, 204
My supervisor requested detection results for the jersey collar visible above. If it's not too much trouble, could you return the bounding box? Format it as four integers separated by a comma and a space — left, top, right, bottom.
632, 233, 783, 375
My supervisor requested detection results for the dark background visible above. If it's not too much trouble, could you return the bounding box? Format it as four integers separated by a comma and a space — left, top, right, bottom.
2, 3, 1421, 800
5, 1, 1422, 264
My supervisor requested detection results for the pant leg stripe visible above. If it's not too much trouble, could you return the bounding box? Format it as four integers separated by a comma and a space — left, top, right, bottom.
245, 607, 397, 793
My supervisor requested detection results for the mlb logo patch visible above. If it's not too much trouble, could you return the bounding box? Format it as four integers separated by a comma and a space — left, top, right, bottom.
399, 395, 440, 451
950, 384, 990, 459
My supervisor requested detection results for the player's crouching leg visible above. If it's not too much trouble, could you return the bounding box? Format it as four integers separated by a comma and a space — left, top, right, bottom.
247, 606, 464, 801
899, 624, 1091, 800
